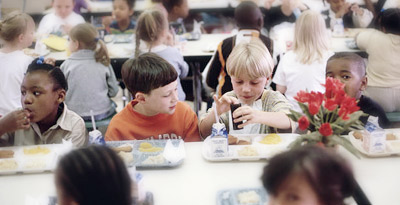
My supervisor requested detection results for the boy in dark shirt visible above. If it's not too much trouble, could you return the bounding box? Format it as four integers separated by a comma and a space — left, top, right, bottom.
206, 1, 274, 97
326, 52, 390, 128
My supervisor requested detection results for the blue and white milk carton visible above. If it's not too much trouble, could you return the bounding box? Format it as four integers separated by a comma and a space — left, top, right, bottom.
209, 123, 229, 157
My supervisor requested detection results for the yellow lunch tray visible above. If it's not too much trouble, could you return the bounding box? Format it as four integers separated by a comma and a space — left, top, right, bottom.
42, 35, 67, 51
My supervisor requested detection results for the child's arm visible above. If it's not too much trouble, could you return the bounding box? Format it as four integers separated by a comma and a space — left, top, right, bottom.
276, 85, 287, 95
350, 4, 373, 28
232, 107, 292, 129
199, 95, 239, 138
0, 110, 30, 136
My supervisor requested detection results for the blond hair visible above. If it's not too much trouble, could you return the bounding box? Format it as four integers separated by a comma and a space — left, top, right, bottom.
226, 38, 274, 79
69, 23, 110, 66
293, 10, 330, 64
0, 11, 33, 42
135, 8, 168, 57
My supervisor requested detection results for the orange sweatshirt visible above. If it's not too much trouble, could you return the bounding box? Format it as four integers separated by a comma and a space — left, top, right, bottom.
105, 100, 201, 142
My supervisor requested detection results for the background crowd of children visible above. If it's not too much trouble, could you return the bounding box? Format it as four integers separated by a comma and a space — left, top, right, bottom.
0, 0, 399, 204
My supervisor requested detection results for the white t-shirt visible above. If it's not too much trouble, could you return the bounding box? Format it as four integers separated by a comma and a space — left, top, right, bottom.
272, 50, 334, 113
0, 51, 33, 115
37, 12, 85, 35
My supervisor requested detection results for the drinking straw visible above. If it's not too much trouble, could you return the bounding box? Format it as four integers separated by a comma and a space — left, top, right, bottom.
213, 102, 219, 123
90, 110, 97, 131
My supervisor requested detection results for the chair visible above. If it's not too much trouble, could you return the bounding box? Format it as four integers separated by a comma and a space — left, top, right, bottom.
84, 113, 116, 135
386, 112, 400, 123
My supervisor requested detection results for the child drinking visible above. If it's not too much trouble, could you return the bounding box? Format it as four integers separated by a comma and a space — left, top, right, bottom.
108, 0, 136, 34
37, 0, 85, 36
56, 146, 133, 205
199, 39, 293, 137
0, 58, 87, 147
135, 8, 188, 101
0, 12, 35, 116
105, 53, 200, 142
61, 23, 119, 121
262, 145, 356, 205
326, 52, 390, 128
273, 10, 333, 113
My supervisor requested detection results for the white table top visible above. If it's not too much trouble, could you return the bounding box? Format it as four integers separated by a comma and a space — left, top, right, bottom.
0, 141, 400, 205
47, 33, 359, 62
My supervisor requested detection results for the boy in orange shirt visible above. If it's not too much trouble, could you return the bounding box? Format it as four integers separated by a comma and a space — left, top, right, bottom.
105, 53, 201, 142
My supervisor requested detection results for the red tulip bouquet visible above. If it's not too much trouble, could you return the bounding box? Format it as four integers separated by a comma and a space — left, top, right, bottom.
288, 77, 365, 157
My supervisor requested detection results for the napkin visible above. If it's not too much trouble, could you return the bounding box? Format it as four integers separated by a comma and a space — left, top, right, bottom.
163, 139, 185, 164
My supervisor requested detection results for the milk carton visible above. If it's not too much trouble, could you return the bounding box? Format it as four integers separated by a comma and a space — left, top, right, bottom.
362, 117, 386, 153
209, 123, 229, 157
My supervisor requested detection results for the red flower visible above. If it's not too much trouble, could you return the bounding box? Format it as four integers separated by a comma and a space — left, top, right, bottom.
324, 77, 345, 99
298, 116, 310, 130
309, 103, 320, 115
294, 90, 310, 103
319, 123, 333, 137
307, 91, 324, 115
324, 98, 338, 111
338, 96, 360, 120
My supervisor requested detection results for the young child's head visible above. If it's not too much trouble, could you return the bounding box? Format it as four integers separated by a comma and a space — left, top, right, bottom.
226, 38, 274, 105
326, 52, 367, 99
134, 8, 169, 57
0, 11, 35, 48
294, 10, 330, 64
162, 0, 189, 21
234, 1, 264, 31
112, 0, 135, 23
69, 23, 110, 66
122, 53, 178, 115
377, 8, 400, 35
56, 146, 132, 205
52, 0, 75, 19
22, 58, 68, 124
326, 0, 346, 14
262, 145, 356, 205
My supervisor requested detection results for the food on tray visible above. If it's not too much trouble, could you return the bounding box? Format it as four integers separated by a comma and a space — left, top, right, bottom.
259, 134, 282, 144
0, 159, 18, 170
0, 150, 14, 159
23, 48, 40, 58
112, 144, 133, 153
353, 131, 364, 140
228, 135, 251, 145
118, 152, 134, 165
24, 158, 47, 169
389, 141, 400, 152
142, 154, 165, 165
139, 142, 163, 152
386, 133, 397, 140
237, 190, 260, 204
237, 146, 258, 156
42, 35, 67, 51
24, 146, 51, 155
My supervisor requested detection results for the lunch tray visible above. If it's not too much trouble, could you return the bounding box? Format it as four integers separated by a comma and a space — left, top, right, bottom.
202, 134, 298, 162
217, 187, 268, 205
349, 130, 400, 157
106, 139, 185, 168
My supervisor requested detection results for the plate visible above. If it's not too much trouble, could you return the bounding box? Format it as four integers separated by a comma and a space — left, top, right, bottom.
217, 188, 268, 205
202, 134, 298, 162
348, 130, 400, 157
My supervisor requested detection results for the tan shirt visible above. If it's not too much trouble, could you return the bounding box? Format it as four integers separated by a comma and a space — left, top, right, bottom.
357, 29, 400, 88
1, 103, 87, 147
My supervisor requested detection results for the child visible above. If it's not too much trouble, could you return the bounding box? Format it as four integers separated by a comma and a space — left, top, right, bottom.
108, 0, 136, 34
135, 8, 188, 101
73, 0, 89, 14
162, 0, 189, 36
262, 145, 356, 205
105, 53, 200, 142
0, 12, 35, 116
0, 58, 87, 147
322, 0, 373, 29
326, 52, 390, 128
199, 39, 293, 137
56, 146, 133, 205
273, 10, 333, 113
206, 1, 274, 97
61, 23, 119, 121
356, 8, 400, 113
37, 0, 85, 36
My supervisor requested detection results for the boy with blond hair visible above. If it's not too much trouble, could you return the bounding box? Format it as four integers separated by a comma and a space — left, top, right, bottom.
200, 39, 293, 137
105, 53, 201, 142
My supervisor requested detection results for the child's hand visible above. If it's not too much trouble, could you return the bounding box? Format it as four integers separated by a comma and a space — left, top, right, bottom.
350, 4, 364, 16
0, 110, 30, 133
232, 106, 262, 128
44, 58, 56, 66
335, 2, 351, 18
213, 94, 239, 116
102, 16, 114, 28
